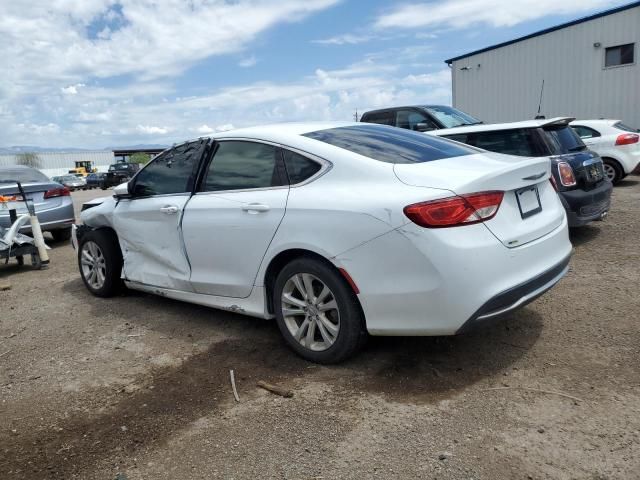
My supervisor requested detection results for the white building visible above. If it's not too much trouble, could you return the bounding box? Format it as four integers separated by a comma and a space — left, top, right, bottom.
0, 151, 114, 177
446, 1, 640, 129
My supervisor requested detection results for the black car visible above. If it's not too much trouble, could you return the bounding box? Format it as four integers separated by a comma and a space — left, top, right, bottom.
432, 117, 612, 227
85, 172, 106, 189
360, 105, 482, 131
101, 163, 140, 190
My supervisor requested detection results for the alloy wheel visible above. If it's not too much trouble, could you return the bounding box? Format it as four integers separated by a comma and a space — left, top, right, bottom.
281, 273, 340, 352
603, 163, 616, 182
80, 241, 107, 290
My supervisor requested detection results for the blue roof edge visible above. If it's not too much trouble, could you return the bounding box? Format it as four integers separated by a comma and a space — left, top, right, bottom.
444, 1, 640, 64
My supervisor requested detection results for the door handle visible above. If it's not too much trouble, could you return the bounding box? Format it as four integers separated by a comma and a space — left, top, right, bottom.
241, 203, 270, 213
160, 205, 179, 214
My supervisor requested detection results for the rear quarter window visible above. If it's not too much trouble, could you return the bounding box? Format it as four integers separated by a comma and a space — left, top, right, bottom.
304, 124, 475, 164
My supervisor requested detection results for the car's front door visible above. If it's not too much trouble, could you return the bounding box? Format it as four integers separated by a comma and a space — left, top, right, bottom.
182, 140, 289, 298
112, 140, 207, 291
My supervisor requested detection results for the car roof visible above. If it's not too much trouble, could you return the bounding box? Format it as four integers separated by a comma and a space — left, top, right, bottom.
361, 105, 448, 115
571, 119, 620, 126
432, 117, 575, 135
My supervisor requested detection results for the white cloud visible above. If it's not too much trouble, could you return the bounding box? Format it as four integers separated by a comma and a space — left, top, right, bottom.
238, 56, 257, 68
374, 0, 619, 29
137, 125, 170, 135
313, 33, 374, 45
61, 83, 86, 95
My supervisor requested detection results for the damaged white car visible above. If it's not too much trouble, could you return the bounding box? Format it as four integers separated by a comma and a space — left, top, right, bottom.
74, 122, 571, 363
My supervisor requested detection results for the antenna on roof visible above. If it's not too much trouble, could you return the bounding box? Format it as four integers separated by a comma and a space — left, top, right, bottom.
535, 79, 545, 119
353, 109, 359, 122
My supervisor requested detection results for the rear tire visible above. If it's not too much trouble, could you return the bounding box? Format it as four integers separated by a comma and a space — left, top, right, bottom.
78, 229, 123, 297
273, 257, 366, 364
603, 159, 624, 185
51, 227, 72, 242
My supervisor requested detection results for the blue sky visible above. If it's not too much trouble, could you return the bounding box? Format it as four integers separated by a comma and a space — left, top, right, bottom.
0, 0, 629, 148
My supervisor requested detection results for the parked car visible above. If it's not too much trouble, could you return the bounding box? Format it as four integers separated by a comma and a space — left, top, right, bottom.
0, 166, 74, 241
73, 123, 571, 363
52, 174, 87, 191
429, 117, 612, 228
101, 163, 140, 190
86, 172, 107, 189
570, 120, 640, 184
361, 105, 482, 131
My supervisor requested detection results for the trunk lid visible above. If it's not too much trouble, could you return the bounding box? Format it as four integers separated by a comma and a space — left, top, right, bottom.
0, 182, 63, 215
394, 152, 565, 247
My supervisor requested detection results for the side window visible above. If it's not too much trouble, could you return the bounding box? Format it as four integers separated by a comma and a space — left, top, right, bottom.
282, 150, 322, 185
395, 110, 434, 131
467, 129, 540, 157
202, 141, 285, 192
133, 141, 205, 196
362, 111, 395, 126
572, 126, 600, 139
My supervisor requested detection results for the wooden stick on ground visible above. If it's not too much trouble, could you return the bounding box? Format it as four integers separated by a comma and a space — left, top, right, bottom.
257, 380, 294, 398
481, 386, 584, 404
229, 369, 240, 402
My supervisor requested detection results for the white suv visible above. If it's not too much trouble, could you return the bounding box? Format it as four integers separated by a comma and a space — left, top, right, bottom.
571, 120, 640, 184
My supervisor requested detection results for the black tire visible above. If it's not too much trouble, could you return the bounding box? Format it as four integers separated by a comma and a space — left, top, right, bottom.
603, 158, 624, 185
51, 227, 72, 242
77, 229, 123, 297
273, 257, 366, 364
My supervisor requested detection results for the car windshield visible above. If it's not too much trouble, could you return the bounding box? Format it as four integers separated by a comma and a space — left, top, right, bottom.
542, 126, 587, 154
0, 168, 50, 184
304, 124, 475, 164
423, 106, 481, 128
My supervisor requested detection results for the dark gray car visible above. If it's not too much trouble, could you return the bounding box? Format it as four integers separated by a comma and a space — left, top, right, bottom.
0, 166, 75, 241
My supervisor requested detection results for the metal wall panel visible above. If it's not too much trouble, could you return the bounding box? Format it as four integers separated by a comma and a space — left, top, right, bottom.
0, 151, 114, 177
451, 7, 640, 128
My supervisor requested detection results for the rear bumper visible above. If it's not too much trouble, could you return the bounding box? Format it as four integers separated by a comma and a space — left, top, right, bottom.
559, 180, 612, 227
456, 254, 570, 333
336, 215, 572, 336
0, 202, 75, 232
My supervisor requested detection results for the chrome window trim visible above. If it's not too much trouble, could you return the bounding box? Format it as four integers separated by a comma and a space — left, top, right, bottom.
197, 137, 332, 195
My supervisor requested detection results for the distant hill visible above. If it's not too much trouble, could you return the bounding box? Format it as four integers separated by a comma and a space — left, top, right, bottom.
0, 144, 168, 155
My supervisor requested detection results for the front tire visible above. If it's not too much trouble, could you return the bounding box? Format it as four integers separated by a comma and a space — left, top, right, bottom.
273, 257, 366, 364
603, 159, 624, 184
78, 229, 123, 297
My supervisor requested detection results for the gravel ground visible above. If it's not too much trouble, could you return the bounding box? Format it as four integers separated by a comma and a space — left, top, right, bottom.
1, 181, 639, 480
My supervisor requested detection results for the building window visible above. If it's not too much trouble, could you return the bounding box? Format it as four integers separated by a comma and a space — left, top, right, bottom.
605, 43, 635, 67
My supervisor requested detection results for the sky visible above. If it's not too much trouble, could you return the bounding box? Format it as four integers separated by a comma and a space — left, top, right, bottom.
0, 0, 630, 149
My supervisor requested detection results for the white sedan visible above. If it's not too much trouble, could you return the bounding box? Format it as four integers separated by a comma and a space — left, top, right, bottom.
74, 122, 572, 363
571, 119, 640, 184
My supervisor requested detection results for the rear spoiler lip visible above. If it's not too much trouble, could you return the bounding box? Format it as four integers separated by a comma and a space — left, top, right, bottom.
540, 117, 576, 128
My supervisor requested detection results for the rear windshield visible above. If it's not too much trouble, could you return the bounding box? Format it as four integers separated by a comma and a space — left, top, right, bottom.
542, 126, 587, 154
0, 168, 50, 184
422, 106, 481, 128
303, 124, 475, 164
614, 122, 638, 133
443, 128, 543, 157
109, 164, 131, 171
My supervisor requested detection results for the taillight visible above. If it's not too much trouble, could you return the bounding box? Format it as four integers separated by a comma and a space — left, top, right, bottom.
615, 133, 639, 146
404, 191, 504, 228
557, 162, 576, 187
44, 187, 71, 199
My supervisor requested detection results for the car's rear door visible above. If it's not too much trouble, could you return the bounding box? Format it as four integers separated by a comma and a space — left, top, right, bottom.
112, 140, 208, 291
182, 140, 289, 298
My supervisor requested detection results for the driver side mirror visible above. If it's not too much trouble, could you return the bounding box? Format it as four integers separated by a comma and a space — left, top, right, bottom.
113, 182, 132, 198
415, 123, 435, 132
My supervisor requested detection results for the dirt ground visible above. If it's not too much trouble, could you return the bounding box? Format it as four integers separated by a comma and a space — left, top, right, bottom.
1, 180, 639, 480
